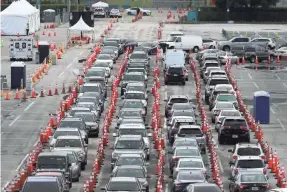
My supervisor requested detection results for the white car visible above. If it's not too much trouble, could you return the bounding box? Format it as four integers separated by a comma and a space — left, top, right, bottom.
92, 65, 111, 78
251, 38, 276, 49
125, 7, 151, 16
276, 47, 287, 58
173, 158, 207, 179
218, 52, 239, 65
109, 9, 122, 18
211, 101, 236, 123
203, 39, 217, 49
96, 54, 113, 69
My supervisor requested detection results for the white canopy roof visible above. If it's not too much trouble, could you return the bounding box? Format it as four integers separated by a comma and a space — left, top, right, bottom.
18, 0, 38, 13
0, 0, 37, 16
92, 1, 109, 8
43, 9, 55, 12
69, 16, 94, 32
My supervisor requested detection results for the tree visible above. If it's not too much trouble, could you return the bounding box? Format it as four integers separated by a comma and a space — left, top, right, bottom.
215, 0, 280, 9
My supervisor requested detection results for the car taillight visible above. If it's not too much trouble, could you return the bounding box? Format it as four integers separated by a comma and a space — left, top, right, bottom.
173, 157, 179, 161
175, 184, 181, 188
202, 170, 206, 174
261, 155, 266, 160
240, 126, 248, 130
183, 70, 187, 75
263, 185, 270, 189
234, 169, 238, 174
239, 185, 247, 189
221, 126, 230, 129
263, 168, 267, 174
232, 155, 237, 160
167, 72, 171, 75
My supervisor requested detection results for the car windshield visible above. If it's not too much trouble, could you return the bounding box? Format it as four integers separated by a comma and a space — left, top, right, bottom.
107, 39, 120, 44
123, 74, 144, 81
123, 101, 142, 108
237, 160, 264, 168
103, 46, 116, 51
173, 111, 194, 117
224, 119, 246, 126
67, 153, 76, 163
167, 36, 177, 41
170, 98, 188, 104
37, 156, 66, 169
74, 114, 95, 122
179, 160, 203, 168
117, 157, 143, 166
119, 129, 147, 137
125, 93, 145, 99
216, 103, 234, 109
130, 53, 147, 59
53, 131, 79, 139
176, 149, 200, 157
95, 62, 109, 67
59, 121, 84, 130
140, 42, 153, 47
237, 148, 261, 156
174, 140, 197, 147
217, 95, 236, 101
104, 42, 118, 47
127, 86, 145, 92
108, 181, 139, 191
85, 70, 105, 77
193, 186, 221, 192
115, 140, 143, 149
80, 85, 101, 93
134, 47, 148, 52
220, 111, 240, 117
55, 139, 82, 148
178, 173, 204, 181
241, 174, 267, 183
179, 128, 202, 135
210, 79, 229, 86
173, 104, 191, 110
22, 181, 60, 192
98, 54, 112, 60
116, 168, 145, 178
120, 111, 141, 117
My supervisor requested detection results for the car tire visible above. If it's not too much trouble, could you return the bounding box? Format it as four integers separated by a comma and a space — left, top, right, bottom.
146, 187, 149, 192
164, 81, 168, 85
205, 95, 209, 105
212, 117, 215, 123
74, 174, 80, 182
143, 12, 147, 16
250, 56, 256, 63
127, 12, 132, 15
182, 81, 185, 85
209, 45, 215, 49
193, 46, 199, 53
209, 106, 212, 111
223, 46, 230, 52
218, 135, 224, 145
201, 148, 206, 154
81, 163, 86, 170
147, 154, 150, 160
185, 77, 188, 81
95, 132, 99, 138
270, 55, 275, 62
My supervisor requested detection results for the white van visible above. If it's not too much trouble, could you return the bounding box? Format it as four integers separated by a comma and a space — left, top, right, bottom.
165, 35, 203, 53
9, 37, 33, 61
164, 49, 185, 71
169, 31, 184, 37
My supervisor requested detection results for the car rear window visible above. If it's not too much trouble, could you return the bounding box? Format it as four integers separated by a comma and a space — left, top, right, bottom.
205, 62, 219, 67
23, 181, 60, 192
179, 128, 202, 135
241, 174, 267, 183
237, 148, 261, 156
224, 119, 246, 126
237, 160, 264, 168
170, 98, 188, 103
209, 79, 229, 86
217, 95, 236, 101
168, 67, 183, 74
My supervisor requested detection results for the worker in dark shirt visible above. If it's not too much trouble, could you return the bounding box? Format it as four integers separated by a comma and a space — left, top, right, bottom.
136, 7, 140, 19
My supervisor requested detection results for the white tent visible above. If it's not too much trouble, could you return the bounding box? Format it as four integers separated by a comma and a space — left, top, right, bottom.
68, 16, 95, 41
92, 1, 109, 8
1, 0, 40, 35
43, 9, 55, 12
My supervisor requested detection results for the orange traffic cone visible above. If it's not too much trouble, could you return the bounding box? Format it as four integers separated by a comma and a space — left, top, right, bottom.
22, 90, 27, 102
14, 89, 20, 99
42, 31, 45, 35
236, 58, 239, 65
268, 55, 271, 64
48, 32, 51, 36
31, 88, 36, 98
276, 55, 280, 63
5, 90, 10, 100
40, 87, 45, 97
47, 85, 53, 96
49, 116, 55, 128
68, 82, 72, 93
255, 56, 259, 64
242, 56, 245, 65
54, 84, 59, 95
17, 32, 20, 37
61, 83, 66, 94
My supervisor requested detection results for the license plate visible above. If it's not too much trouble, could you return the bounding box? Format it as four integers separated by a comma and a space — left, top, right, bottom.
232, 135, 238, 138
173, 74, 178, 76
252, 187, 259, 191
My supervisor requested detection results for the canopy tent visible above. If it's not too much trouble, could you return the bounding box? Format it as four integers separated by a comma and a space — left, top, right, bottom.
1, 0, 40, 35
92, 1, 109, 8
43, 9, 55, 12
68, 16, 95, 41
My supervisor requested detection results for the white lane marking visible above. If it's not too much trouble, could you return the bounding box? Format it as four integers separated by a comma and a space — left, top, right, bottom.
248, 73, 253, 80
9, 115, 20, 127
253, 82, 259, 89
277, 119, 286, 131
33, 140, 40, 146
66, 62, 74, 69
79, 51, 84, 56
217, 155, 224, 173
15, 153, 29, 171
1, 132, 3, 136
58, 57, 79, 77
164, 91, 167, 101
275, 74, 281, 80
270, 107, 275, 114
24, 101, 36, 111
283, 83, 287, 89
165, 184, 169, 192
58, 71, 65, 77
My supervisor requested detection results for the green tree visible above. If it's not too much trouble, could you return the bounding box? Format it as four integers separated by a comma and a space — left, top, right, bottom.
215, 0, 280, 9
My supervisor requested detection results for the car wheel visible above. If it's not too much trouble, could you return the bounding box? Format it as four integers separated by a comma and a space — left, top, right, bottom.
95, 132, 99, 138
127, 12, 132, 15
250, 56, 256, 63
218, 135, 224, 145
223, 46, 230, 52
209, 45, 215, 49
182, 81, 186, 85
81, 163, 86, 170
212, 117, 215, 123
74, 174, 80, 182
185, 77, 188, 81
147, 154, 150, 160
193, 46, 199, 53
270, 55, 275, 62
205, 96, 209, 105
164, 81, 168, 85
143, 12, 147, 16
146, 187, 149, 192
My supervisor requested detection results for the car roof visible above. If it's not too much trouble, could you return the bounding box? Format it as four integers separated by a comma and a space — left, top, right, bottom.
121, 108, 141, 112
119, 135, 142, 140
215, 84, 232, 88
74, 112, 94, 115
56, 127, 80, 131
77, 102, 95, 105
175, 146, 199, 150
123, 99, 143, 102
224, 116, 245, 120
169, 95, 188, 99
71, 107, 91, 110
118, 154, 143, 158
217, 93, 235, 96
127, 82, 145, 86
173, 103, 192, 106
125, 72, 144, 75
26, 176, 58, 182
82, 83, 101, 86
56, 135, 81, 140
119, 124, 145, 129
35, 172, 64, 176
191, 183, 218, 187
132, 51, 146, 54
178, 157, 203, 162
175, 117, 195, 122
39, 151, 68, 157
175, 138, 197, 142
62, 117, 83, 121
125, 90, 145, 94
117, 165, 143, 169
216, 101, 234, 105
236, 143, 260, 148
178, 125, 201, 129
110, 177, 137, 182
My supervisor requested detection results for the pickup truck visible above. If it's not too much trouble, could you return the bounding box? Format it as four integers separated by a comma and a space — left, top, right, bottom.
217, 37, 252, 52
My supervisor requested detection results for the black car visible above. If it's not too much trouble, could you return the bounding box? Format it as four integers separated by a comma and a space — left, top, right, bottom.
105, 38, 125, 54
104, 41, 124, 55
186, 183, 222, 192
218, 117, 250, 144
164, 65, 186, 85
138, 42, 158, 55
120, 72, 146, 95
123, 39, 138, 50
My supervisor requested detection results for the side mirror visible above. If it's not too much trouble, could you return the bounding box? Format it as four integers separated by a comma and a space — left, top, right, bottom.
228, 149, 232, 153
68, 163, 72, 167
112, 133, 117, 137
121, 96, 124, 99
147, 133, 152, 137
33, 162, 37, 167
100, 187, 106, 191
84, 144, 88, 148
164, 99, 167, 102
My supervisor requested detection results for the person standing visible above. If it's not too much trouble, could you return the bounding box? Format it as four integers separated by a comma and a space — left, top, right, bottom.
136, 7, 140, 19
26, 22, 29, 36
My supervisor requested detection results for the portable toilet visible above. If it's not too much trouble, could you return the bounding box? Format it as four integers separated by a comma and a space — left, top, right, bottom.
253, 91, 270, 124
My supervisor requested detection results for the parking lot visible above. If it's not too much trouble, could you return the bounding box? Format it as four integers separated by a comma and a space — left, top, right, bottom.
2, 8, 287, 192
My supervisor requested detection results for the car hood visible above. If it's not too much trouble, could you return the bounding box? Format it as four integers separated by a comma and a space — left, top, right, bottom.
97, 59, 113, 63
36, 168, 66, 172
53, 147, 83, 153
86, 122, 98, 127
129, 59, 148, 62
